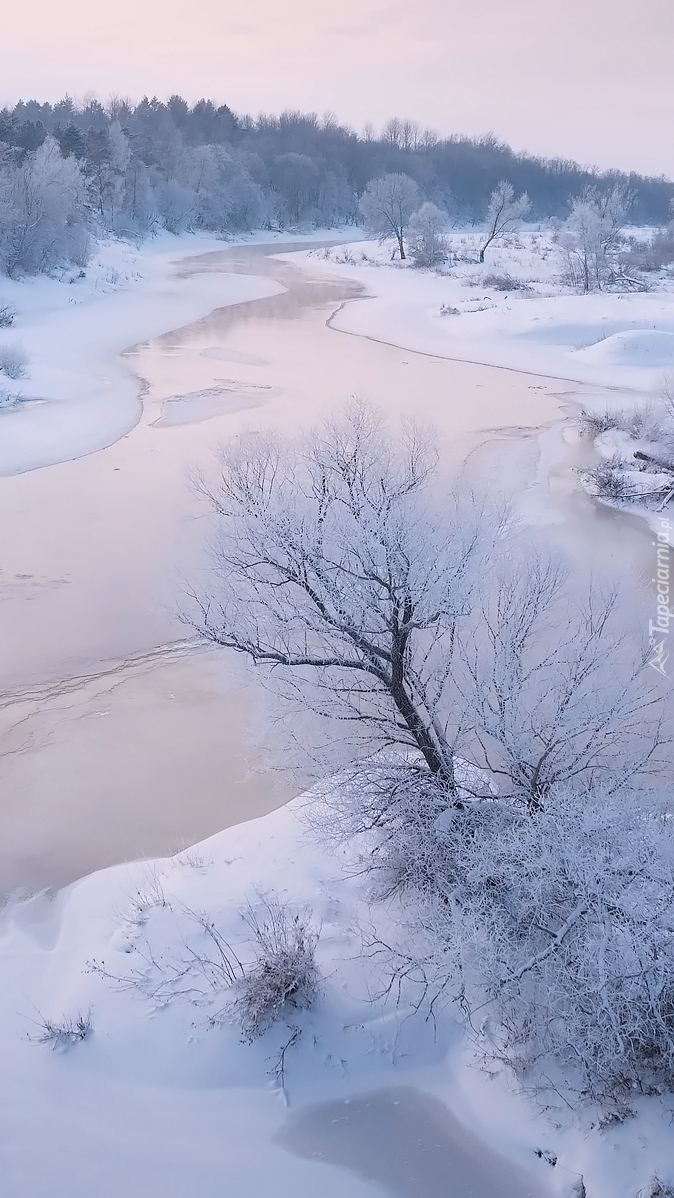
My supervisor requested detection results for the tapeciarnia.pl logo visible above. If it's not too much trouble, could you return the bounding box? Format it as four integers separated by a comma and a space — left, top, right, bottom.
649, 516, 671, 677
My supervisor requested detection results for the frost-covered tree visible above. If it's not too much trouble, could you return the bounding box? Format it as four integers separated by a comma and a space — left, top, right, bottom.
557, 183, 634, 292
0, 136, 88, 276
119, 158, 157, 236
453, 548, 667, 808
271, 152, 320, 225
187, 403, 497, 791
358, 173, 422, 259
478, 180, 530, 262
407, 202, 450, 268
153, 176, 194, 233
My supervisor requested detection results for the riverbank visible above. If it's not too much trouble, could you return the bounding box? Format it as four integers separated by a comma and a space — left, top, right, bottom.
0, 230, 358, 477
285, 235, 674, 397
0, 237, 671, 1198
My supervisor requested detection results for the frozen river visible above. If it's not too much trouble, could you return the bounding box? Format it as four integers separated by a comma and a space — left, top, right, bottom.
0, 239, 658, 892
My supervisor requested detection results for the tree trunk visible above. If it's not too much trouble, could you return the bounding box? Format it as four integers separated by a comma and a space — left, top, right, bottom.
388, 675, 455, 791
398, 231, 406, 260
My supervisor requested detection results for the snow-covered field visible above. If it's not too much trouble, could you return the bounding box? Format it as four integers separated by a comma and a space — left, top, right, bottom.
2, 228, 673, 1196
287, 230, 674, 399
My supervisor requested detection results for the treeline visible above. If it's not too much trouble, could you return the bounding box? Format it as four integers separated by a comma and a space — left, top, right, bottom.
1, 94, 673, 276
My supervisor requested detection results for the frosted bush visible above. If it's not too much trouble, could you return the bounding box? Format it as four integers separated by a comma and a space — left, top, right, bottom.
407, 202, 450, 268
0, 342, 28, 379
0, 302, 15, 328
0, 387, 20, 408
482, 272, 530, 292
388, 785, 674, 1112
232, 894, 320, 1040
30, 1010, 92, 1050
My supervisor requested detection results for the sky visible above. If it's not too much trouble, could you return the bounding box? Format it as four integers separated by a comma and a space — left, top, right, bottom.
4, 0, 674, 177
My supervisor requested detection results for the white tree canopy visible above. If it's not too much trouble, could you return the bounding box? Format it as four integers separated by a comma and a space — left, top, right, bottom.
358, 173, 422, 259
479, 180, 530, 263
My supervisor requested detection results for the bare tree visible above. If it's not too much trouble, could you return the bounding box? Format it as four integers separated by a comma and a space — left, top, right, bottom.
359, 173, 422, 259
187, 403, 497, 792
478, 180, 530, 263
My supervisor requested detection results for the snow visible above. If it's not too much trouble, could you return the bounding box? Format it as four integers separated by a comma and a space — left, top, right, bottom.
1, 795, 672, 1197
285, 232, 674, 400
2, 226, 674, 1195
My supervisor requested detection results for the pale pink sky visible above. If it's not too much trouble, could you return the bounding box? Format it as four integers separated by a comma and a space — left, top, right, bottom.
4, 0, 673, 176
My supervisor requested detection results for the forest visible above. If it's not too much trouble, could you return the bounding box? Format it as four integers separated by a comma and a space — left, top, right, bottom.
1, 94, 673, 277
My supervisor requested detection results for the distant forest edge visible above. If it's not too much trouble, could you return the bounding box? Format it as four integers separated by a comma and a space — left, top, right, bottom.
1, 95, 673, 276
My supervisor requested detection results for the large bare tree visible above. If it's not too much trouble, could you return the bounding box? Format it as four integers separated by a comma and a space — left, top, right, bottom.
188, 404, 495, 792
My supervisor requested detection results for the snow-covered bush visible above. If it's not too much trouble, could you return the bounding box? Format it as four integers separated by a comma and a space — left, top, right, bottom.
638, 1178, 674, 1198
94, 887, 320, 1043
458, 787, 674, 1110
583, 461, 642, 503
482, 272, 530, 292
622, 225, 674, 273
232, 895, 320, 1040
579, 402, 674, 508
0, 302, 16, 327
580, 402, 674, 447
377, 785, 674, 1113
407, 202, 450, 267
29, 1010, 92, 1050
153, 178, 195, 234
0, 342, 28, 379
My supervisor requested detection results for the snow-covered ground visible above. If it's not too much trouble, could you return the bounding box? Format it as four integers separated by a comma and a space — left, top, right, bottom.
286, 230, 674, 400
1, 796, 671, 1198
0, 229, 347, 476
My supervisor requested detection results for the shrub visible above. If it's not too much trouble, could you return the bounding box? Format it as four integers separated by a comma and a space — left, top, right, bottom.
0, 302, 16, 328
0, 387, 20, 408
0, 342, 29, 379
29, 1011, 92, 1050
385, 786, 674, 1113
482, 272, 529, 292
342, 785, 674, 1114
232, 894, 320, 1040
638, 1178, 674, 1198
583, 462, 640, 502
580, 402, 673, 447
